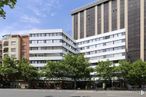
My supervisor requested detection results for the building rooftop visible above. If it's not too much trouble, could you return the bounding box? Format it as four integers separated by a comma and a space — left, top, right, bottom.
71, 0, 109, 15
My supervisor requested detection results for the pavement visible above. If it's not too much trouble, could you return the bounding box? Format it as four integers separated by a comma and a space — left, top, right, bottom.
0, 89, 145, 97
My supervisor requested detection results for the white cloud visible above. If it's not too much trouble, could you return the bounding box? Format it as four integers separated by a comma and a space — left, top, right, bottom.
26, 0, 61, 17
20, 15, 40, 24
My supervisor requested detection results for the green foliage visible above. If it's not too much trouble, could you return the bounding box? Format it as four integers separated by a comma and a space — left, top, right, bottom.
115, 60, 131, 79
17, 58, 39, 81
63, 53, 92, 80
127, 60, 146, 86
116, 60, 146, 86
0, 0, 17, 18
44, 61, 68, 79
0, 56, 18, 81
0, 56, 38, 82
43, 53, 92, 89
96, 60, 113, 81
44, 53, 92, 80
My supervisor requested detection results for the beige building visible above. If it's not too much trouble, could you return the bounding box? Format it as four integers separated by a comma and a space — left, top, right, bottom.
2, 34, 29, 60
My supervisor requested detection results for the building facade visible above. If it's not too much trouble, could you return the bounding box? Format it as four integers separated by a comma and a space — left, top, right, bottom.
76, 29, 126, 67
29, 29, 77, 68
21, 35, 29, 60
72, 0, 146, 62
2, 34, 29, 60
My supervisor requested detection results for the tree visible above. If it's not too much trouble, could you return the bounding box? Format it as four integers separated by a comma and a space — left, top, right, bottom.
44, 54, 92, 89
116, 60, 131, 80
17, 58, 38, 82
0, 0, 17, 18
95, 60, 113, 89
116, 60, 146, 88
127, 60, 146, 88
43, 61, 68, 79
63, 53, 92, 89
1, 56, 18, 81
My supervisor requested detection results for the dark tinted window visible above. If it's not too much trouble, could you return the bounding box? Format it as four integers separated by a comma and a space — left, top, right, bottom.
128, 0, 140, 61
86, 7, 95, 37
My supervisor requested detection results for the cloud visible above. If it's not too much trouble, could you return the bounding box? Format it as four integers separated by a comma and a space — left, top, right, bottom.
26, 0, 61, 17
20, 15, 40, 24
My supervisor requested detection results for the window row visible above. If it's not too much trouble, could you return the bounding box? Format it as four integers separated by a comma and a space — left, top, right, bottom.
78, 32, 125, 45
85, 46, 125, 55
89, 52, 125, 60
80, 39, 125, 50
30, 46, 63, 50
30, 53, 63, 57
30, 39, 62, 44
30, 33, 62, 37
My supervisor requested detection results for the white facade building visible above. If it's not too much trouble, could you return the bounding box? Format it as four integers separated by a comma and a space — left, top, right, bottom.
76, 29, 126, 68
29, 29, 126, 69
29, 29, 77, 68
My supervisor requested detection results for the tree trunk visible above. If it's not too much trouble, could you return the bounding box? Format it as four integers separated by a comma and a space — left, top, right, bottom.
74, 79, 77, 89
102, 82, 106, 90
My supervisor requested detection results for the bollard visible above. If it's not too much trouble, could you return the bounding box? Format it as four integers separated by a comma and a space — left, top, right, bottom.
140, 90, 144, 95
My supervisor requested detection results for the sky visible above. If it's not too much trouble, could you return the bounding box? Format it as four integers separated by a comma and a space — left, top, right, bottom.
0, 0, 95, 37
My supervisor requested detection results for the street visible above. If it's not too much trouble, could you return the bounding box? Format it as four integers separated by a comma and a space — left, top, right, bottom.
0, 89, 145, 97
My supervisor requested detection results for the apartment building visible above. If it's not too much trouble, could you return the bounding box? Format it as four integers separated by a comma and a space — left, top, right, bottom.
2, 34, 29, 60
72, 0, 146, 62
21, 35, 29, 60
29, 29, 77, 68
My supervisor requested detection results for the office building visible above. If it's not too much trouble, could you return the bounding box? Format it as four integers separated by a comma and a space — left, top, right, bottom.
76, 29, 126, 68
29, 29, 77, 68
72, 0, 146, 62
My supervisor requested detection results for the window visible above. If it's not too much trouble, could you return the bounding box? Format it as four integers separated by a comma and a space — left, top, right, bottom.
104, 36, 110, 39
11, 48, 16, 52
11, 54, 16, 58
11, 41, 16, 45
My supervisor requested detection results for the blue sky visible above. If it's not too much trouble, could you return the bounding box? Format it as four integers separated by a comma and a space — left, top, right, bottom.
0, 0, 95, 37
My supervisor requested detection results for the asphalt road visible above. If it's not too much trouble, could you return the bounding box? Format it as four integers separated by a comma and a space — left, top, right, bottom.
0, 89, 145, 97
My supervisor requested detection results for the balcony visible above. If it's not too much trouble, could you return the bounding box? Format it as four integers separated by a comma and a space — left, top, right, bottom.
3, 41, 9, 46
3, 48, 9, 53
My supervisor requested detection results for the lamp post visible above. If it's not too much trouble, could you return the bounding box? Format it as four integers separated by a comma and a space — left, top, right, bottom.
140, 75, 144, 95
141, 75, 144, 90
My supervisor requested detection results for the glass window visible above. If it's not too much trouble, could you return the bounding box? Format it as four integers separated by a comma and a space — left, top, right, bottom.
11, 41, 16, 45
11, 48, 16, 52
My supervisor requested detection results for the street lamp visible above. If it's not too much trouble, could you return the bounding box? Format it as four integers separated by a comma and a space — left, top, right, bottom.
140, 75, 144, 95
141, 74, 144, 90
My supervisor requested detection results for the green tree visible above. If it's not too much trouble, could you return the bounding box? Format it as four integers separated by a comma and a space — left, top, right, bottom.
96, 60, 113, 89
17, 58, 38, 82
43, 54, 92, 89
1, 56, 18, 81
0, 0, 17, 18
116, 60, 131, 79
116, 60, 146, 88
44, 61, 68, 79
127, 60, 146, 87
63, 53, 92, 89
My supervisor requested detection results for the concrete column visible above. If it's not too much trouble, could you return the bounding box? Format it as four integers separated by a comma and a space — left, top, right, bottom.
78, 13, 80, 39
101, 4, 104, 34
72, 16, 74, 39
95, 6, 98, 35
84, 10, 87, 37
140, 0, 144, 61
117, 0, 120, 29
109, 1, 112, 32
125, 0, 128, 52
